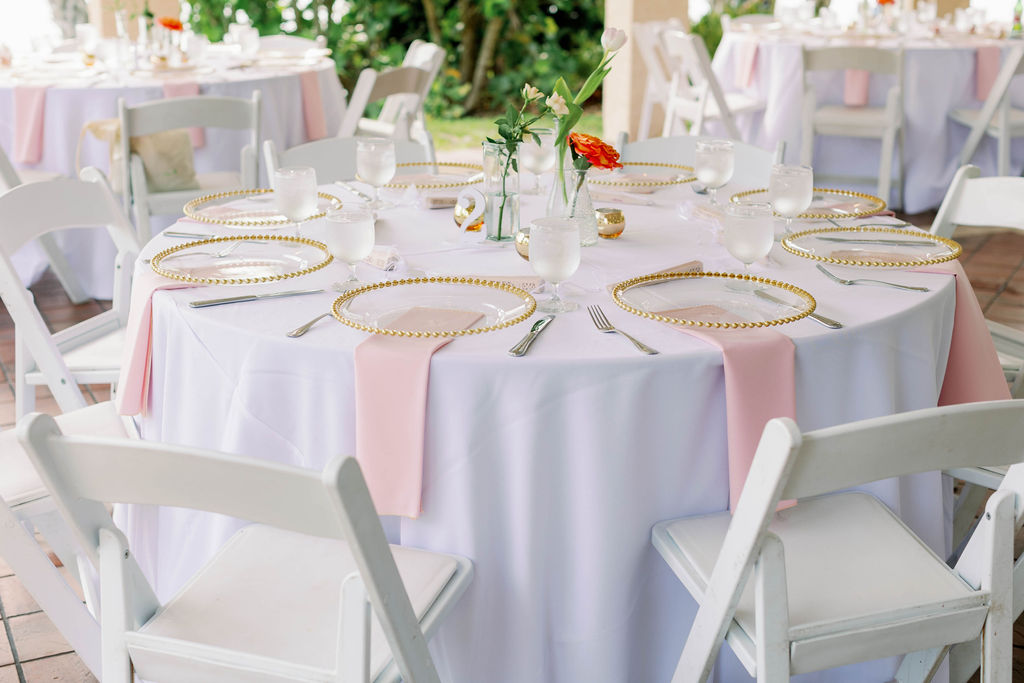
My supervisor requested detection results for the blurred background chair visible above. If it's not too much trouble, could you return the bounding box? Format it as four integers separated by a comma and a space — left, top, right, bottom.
263, 137, 427, 184
632, 19, 683, 142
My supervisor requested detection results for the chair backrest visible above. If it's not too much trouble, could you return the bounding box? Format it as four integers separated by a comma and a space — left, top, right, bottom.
802, 45, 902, 76
377, 40, 445, 126
618, 133, 784, 188
258, 33, 326, 53
338, 65, 434, 138
930, 164, 1024, 238
263, 137, 428, 183
680, 399, 1024, 679
18, 413, 443, 683
0, 144, 22, 191
660, 29, 741, 139
633, 20, 679, 88
958, 44, 1024, 167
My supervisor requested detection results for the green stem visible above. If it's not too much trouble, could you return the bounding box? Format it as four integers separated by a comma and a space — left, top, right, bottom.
497, 149, 513, 240
569, 168, 586, 217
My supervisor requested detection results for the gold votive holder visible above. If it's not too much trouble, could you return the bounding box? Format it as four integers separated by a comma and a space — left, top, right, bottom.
596, 207, 625, 239
514, 227, 530, 260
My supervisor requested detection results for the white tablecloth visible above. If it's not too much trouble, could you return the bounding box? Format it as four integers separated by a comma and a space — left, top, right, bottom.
118, 185, 959, 682
0, 59, 345, 299
712, 33, 1024, 213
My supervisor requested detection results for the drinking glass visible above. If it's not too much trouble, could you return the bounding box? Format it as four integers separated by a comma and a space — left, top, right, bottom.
324, 208, 376, 290
694, 139, 735, 205
529, 216, 581, 313
519, 133, 556, 194
722, 202, 775, 285
274, 166, 318, 236
768, 164, 813, 233
356, 138, 397, 211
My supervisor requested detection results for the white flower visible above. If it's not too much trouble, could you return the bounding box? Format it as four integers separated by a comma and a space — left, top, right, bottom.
546, 92, 569, 117
522, 83, 543, 101
601, 27, 627, 52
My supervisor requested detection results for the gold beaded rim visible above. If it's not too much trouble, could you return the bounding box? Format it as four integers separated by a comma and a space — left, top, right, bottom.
183, 189, 343, 227
589, 162, 696, 188
781, 226, 962, 268
730, 187, 887, 219
150, 234, 333, 285
611, 271, 816, 329
381, 162, 484, 190
330, 276, 537, 338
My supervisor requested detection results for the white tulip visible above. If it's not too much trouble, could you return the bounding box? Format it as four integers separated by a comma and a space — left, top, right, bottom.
546, 93, 569, 117
601, 27, 627, 52
522, 83, 543, 101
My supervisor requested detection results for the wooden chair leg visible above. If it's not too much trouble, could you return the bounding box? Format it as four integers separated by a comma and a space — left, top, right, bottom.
755, 533, 790, 682
980, 492, 1013, 683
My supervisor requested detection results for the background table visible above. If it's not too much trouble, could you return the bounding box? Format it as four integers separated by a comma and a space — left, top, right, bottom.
118, 187, 959, 682
712, 32, 1024, 213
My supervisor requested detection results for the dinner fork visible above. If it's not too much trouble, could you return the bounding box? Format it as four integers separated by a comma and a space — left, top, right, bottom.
587, 305, 659, 355
815, 263, 929, 292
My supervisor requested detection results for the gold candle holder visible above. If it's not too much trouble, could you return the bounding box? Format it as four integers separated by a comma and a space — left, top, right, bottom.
514, 227, 530, 260
596, 207, 625, 239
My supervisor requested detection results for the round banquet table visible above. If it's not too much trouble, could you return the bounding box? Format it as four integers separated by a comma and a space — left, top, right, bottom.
711, 31, 1024, 213
118, 184, 961, 683
0, 53, 345, 299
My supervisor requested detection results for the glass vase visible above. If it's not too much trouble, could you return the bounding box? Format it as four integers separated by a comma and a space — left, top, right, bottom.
482, 141, 519, 242
547, 165, 598, 247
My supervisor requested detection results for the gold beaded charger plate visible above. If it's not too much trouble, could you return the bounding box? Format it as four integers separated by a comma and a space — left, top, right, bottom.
150, 235, 333, 285
731, 187, 886, 219
184, 189, 343, 228
781, 226, 961, 268
588, 162, 696, 191
611, 272, 816, 329
331, 277, 537, 338
382, 162, 484, 190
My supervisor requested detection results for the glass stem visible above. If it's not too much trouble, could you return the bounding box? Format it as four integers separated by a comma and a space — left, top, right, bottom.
550, 282, 562, 305
709, 187, 718, 206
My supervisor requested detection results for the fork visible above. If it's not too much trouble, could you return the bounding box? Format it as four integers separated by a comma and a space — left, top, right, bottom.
587, 305, 659, 355
815, 263, 930, 292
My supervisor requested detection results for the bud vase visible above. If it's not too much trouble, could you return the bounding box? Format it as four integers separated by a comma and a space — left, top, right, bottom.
482, 141, 519, 242
546, 165, 598, 246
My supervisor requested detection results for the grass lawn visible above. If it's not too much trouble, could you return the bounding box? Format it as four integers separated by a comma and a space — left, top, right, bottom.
428, 112, 603, 153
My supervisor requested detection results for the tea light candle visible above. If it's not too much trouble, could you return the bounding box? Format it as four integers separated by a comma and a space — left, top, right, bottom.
596, 207, 625, 239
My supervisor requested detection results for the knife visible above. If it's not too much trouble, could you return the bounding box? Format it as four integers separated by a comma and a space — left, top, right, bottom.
816, 236, 934, 247
335, 180, 374, 203
165, 230, 217, 239
508, 315, 555, 357
754, 289, 843, 329
189, 289, 325, 308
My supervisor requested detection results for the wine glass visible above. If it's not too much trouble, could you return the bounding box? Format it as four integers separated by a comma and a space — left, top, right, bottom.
694, 139, 735, 205
356, 138, 397, 211
768, 164, 813, 233
721, 202, 775, 287
529, 216, 581, 313
324, 207, 376, 290
274, 166, 319, 237
519, 133, 556, 194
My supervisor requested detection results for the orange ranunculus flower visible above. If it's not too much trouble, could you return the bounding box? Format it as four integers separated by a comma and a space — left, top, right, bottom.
568, 132, 623, 171
157, 16, 184, 31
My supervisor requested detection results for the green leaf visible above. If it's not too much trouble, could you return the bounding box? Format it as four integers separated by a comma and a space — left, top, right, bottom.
575, 66, 611, 105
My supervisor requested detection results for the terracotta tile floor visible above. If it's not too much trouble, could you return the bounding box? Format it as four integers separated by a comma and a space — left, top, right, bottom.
0, 214, 1023, 680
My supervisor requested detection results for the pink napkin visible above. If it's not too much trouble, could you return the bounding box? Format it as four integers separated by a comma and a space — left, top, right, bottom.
299, 70, 327, 142
353, 307, 483, 517
734, 39, 759, 89
12, 86, 48, 164
843, 69, 870, 107
915, 261, 1010, 405
975, 46, 1001, 102
116, 269, 196, 416
161, 82, 205, 148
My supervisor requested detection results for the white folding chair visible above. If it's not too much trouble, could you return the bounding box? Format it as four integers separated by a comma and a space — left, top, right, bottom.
653, 400, 1024, 682
951, 44, 1024, 178
0, 168, 138, 418
19, 413, 474, 683
801, 46, 905, 208
258, 33, 327, 54
633, 20, 683, 142
617, 132, 785, 188
119, 92, 261, 243
659, 30, 765, 140
263, 137, 427, 184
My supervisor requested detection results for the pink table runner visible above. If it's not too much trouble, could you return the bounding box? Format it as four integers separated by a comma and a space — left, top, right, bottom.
734, 40, 759, 89
843, 70, 870, 107
161, 82, 206, 148
975, 46, 1001, 102
354, 307, 483, 517
299, 70, 328, 141
12, 86, 48, 164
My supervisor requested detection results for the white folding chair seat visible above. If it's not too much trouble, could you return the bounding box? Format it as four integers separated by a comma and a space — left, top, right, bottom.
950, 106, 1024, 136
952, 45, 1024, 177
140, 170, 243, 216
263, 137, 427, 184
812, 105, 893, 134
27, 325, 125, 390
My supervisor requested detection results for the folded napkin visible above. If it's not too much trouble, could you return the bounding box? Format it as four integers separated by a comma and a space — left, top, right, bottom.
354, 307, 484, 517
13, 86, 48, 164
363, 245, 401, 271
843, 69, 870, 107
734, 39, 759, 89
161, 82, 205, 148
116, 268, 198, 416
299, 70, 327, 141
662, 305, 796, 510
975, 46, 1001, 102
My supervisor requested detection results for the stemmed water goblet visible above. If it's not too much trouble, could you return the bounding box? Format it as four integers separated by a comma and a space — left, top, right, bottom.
694, 138, 735, 206
274, 166, 318, 237
529, 216, 580, 313
768, 164, 813, 233
721, 202, 775, 289
356, 138, 397, 211
323, 207, 376, 291
519, 133, 556, 194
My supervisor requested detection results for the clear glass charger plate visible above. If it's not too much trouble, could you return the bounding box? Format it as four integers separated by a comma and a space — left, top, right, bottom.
611, 272, 816, 329
588, 162, 696, 192
183, 189, 343, 228
382, 162, 484, 190
150, 234, 333, 285
731, 187, 886, 219
781, 226, 962, 267
331, 277, 537, 338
